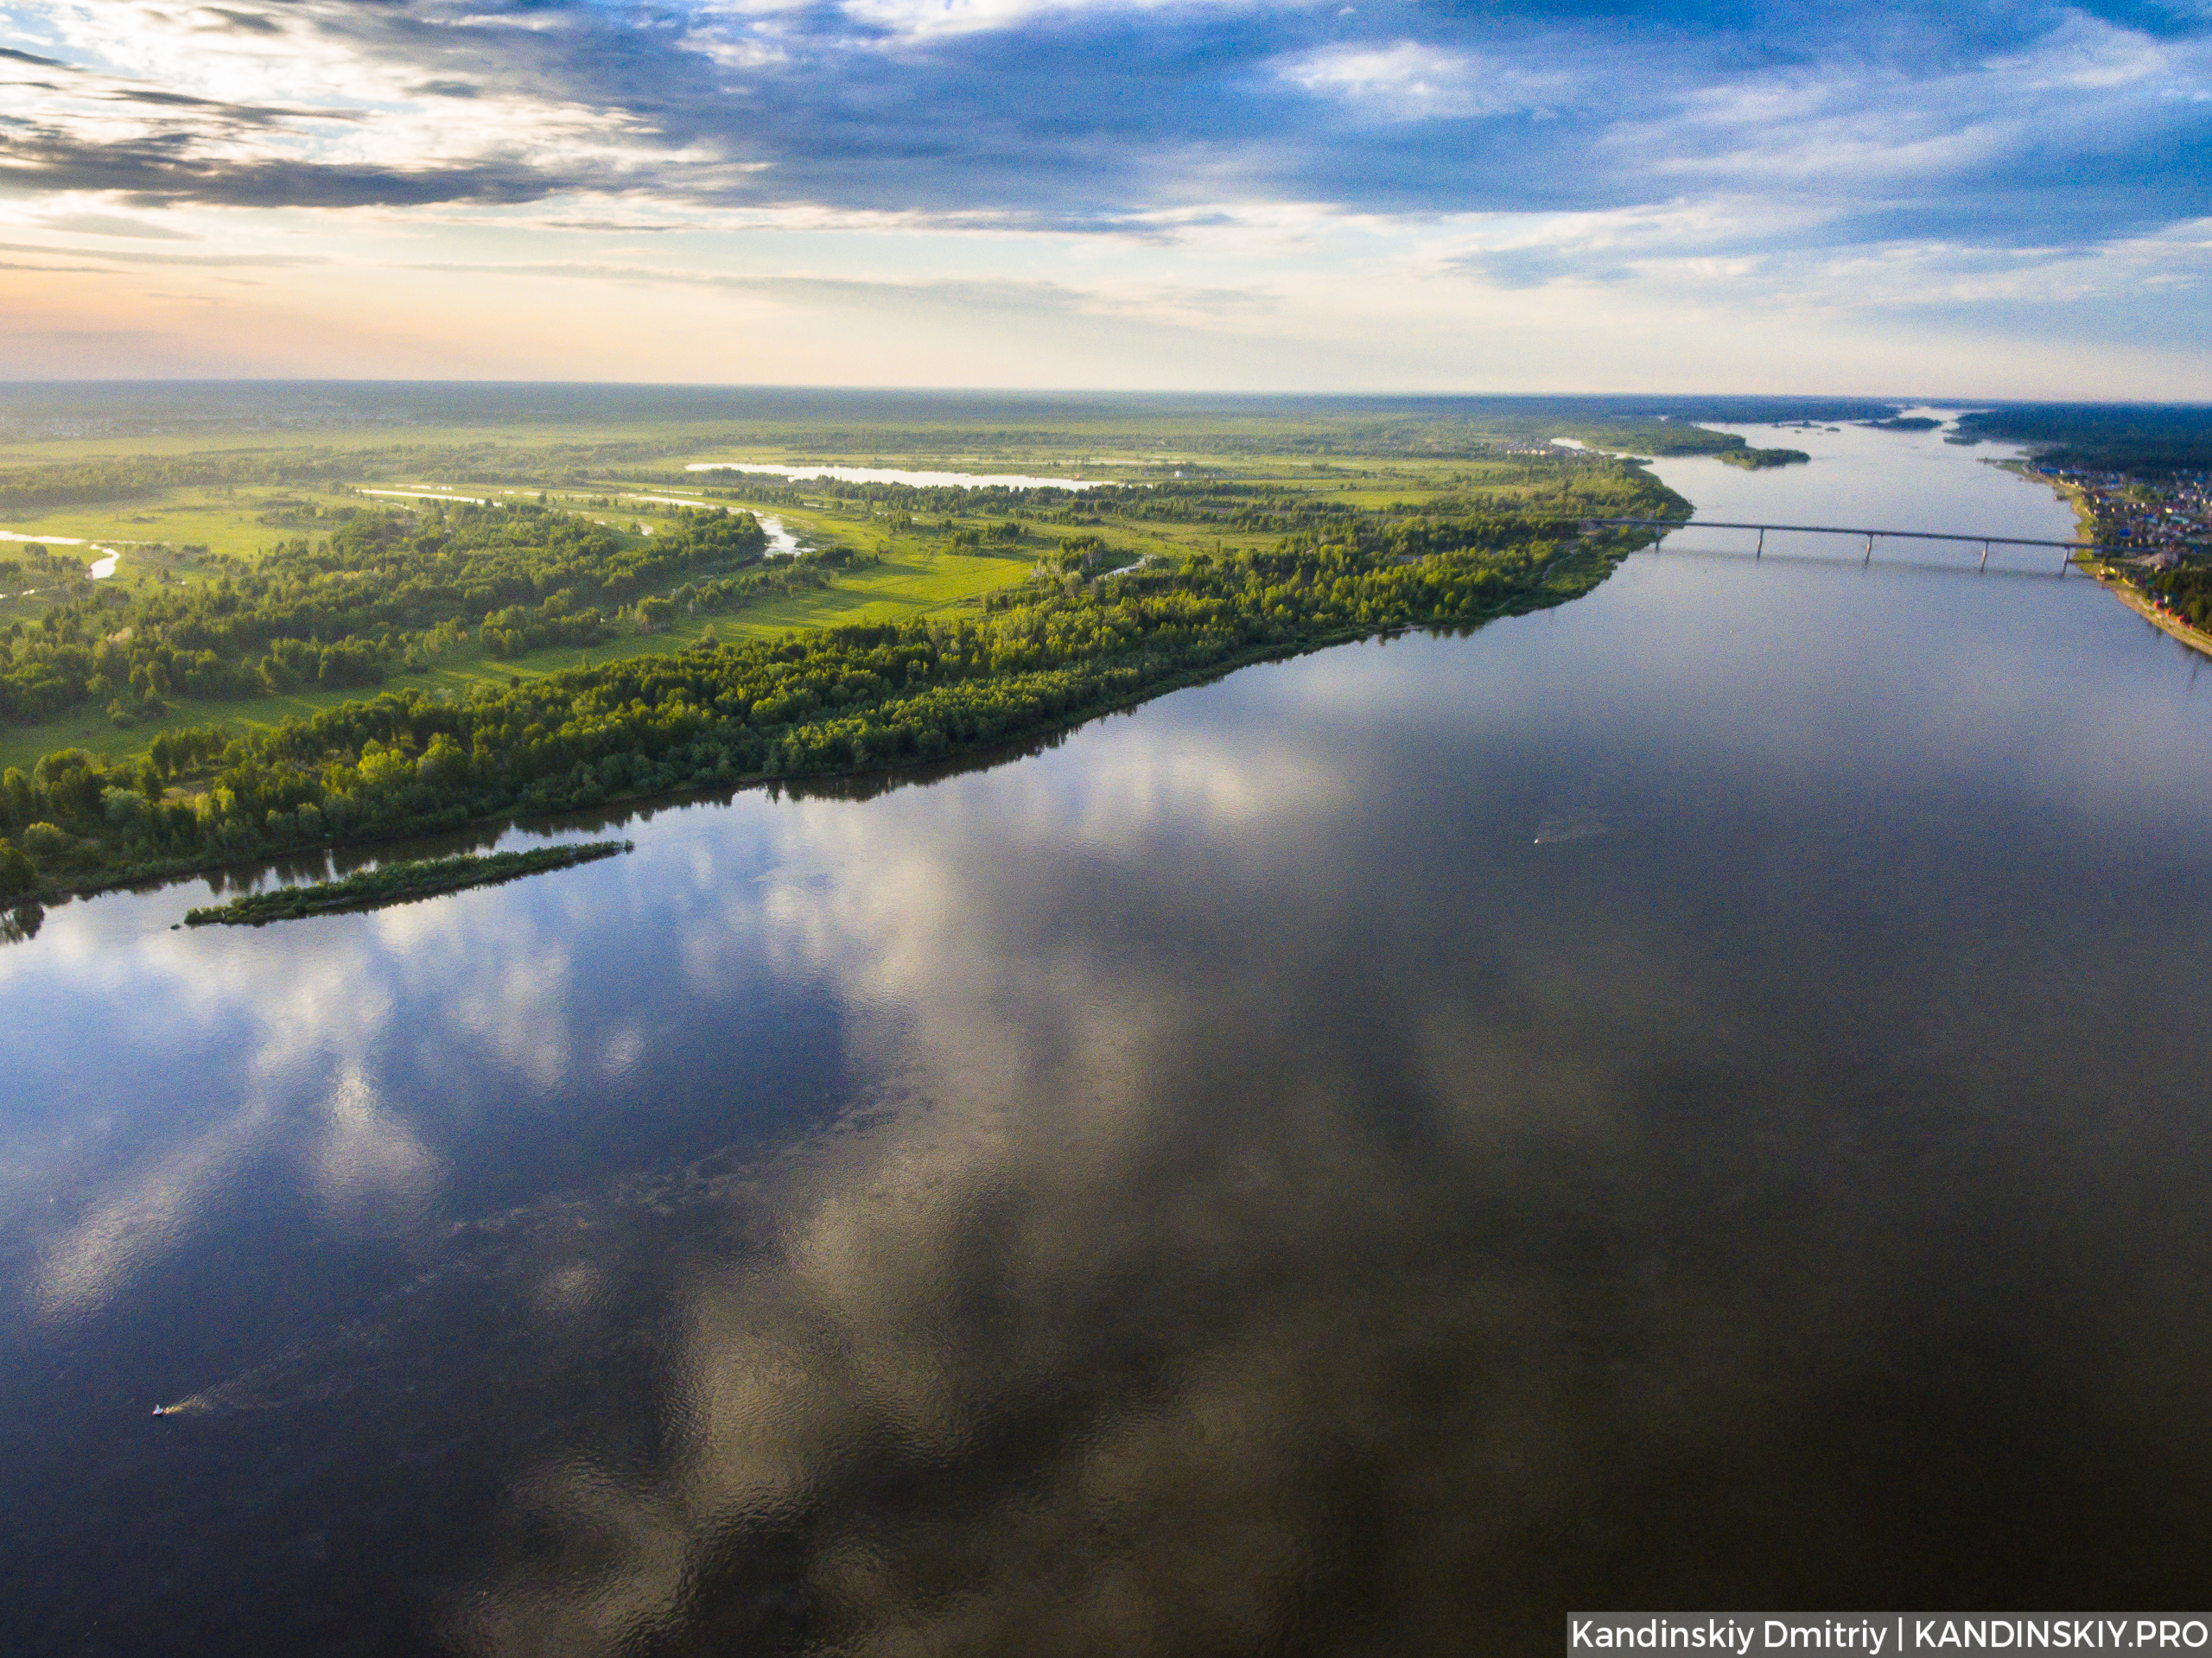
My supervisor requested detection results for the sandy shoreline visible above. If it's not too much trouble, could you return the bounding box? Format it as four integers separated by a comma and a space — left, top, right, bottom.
2093, 570, 2212, 661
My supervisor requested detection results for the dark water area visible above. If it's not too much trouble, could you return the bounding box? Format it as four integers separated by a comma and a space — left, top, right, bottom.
4, 419, 2212, 1655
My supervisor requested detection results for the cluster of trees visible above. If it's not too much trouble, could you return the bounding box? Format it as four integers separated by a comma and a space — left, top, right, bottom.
0, 499, 766, 724
949, 521, 1027, 550
678, 561, 831, 616
2146, 561, 2212, 629
254, 497, 345, 526
1103, 484, 1366, 536
1047, 535, 1122, 575
1955, 407, 2212, 476
0, 514, 1669, 899
659, 471, 1089, 518
478, 590, 620, 659
0, 545, 89, 594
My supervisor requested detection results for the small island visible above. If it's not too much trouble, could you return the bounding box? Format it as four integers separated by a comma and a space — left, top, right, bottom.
181, 841, 632, 926
1716, 446, 1811, 469
1865, 416, 1943, 432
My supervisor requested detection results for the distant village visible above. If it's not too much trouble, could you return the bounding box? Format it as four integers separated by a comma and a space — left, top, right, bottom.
2027, 463, 2212, 647
2025, 464, 2212, 569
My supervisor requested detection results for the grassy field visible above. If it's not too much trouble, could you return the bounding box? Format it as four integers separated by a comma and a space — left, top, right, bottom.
2, 485, 355, 562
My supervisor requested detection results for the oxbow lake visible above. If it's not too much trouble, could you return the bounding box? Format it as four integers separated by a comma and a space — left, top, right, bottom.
2, 529, 121, 582
4, 419, 2212, 1655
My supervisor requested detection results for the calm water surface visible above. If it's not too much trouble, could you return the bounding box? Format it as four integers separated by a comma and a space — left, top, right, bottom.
5, 422, 2212, 1655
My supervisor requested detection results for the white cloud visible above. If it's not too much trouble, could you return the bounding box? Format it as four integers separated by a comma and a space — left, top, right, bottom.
830, 0, 1249, 42
1275, 41, 1570, 122
1632, 15, 2212, 192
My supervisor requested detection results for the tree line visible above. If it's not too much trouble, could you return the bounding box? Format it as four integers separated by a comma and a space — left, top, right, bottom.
650, 466, 1669, 538
2147, 562, 2212, 629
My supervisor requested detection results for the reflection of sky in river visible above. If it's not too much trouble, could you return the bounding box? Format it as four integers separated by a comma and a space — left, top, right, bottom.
4, 441, 2212, 1653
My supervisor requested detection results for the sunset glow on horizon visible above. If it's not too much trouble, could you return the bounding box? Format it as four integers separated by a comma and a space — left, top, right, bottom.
1, 0, 2207, 393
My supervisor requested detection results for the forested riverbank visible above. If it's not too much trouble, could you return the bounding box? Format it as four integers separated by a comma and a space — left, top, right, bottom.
0, 511, 1670, 906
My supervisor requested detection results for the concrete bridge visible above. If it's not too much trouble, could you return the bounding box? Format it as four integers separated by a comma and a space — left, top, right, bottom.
1578, 518, 2190, 574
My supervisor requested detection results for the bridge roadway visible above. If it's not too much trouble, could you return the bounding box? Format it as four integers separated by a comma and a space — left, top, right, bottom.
1575, 517, 2202, 573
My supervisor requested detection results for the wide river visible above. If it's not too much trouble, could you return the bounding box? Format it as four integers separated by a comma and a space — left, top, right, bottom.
4, 420, 2211, 1655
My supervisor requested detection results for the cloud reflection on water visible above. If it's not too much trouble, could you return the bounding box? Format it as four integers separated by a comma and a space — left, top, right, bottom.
30, 1096, 277, 1327
424, 705, 1836, 1654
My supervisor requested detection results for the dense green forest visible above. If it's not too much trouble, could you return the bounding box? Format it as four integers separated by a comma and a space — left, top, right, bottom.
1955, 406, 2212, 474
0, 499, 766, 725
0, 503, 1673, 905
0, 457, 1670, 760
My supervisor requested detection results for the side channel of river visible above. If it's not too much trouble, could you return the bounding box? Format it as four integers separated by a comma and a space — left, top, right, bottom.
2, 424, 2210, 1655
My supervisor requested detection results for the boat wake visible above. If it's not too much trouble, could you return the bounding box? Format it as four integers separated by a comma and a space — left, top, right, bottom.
139, 1083, 893, 1426
150, 1323, 381, 1418
137, 1126, 824, 1425
1532, 807, 1610, 846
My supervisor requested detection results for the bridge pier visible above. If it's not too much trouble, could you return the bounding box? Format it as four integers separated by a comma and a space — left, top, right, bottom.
1756, 527, 1764, 559
1864, 532, 1874, 566
1980, 540, 1991, 574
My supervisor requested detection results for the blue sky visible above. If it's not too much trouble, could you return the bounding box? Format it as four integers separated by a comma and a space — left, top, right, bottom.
0, 0, 2206, 390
